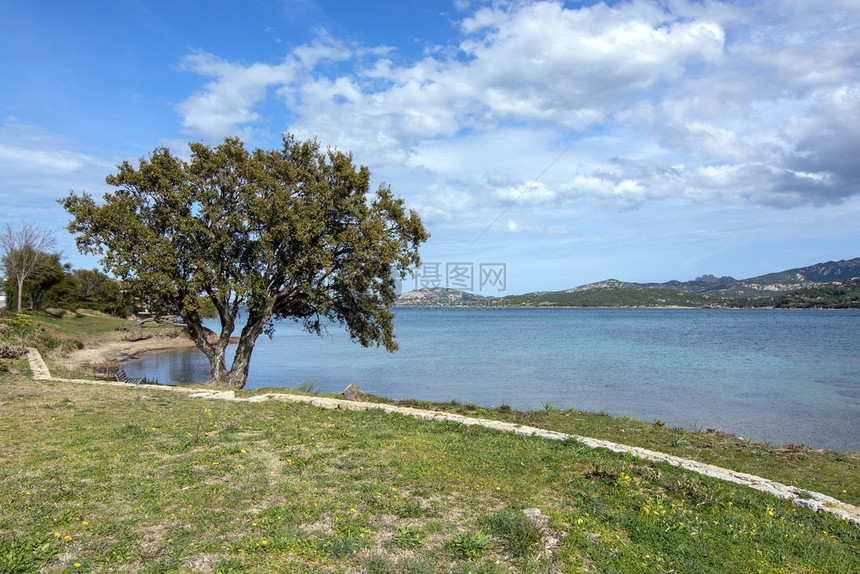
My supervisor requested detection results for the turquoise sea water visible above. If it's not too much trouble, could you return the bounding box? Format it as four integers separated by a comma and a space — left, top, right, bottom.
125, 308, 860, 452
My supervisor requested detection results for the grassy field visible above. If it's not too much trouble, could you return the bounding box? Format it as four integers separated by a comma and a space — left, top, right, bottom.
400, 401, 860, 510
1, 312, 859, 572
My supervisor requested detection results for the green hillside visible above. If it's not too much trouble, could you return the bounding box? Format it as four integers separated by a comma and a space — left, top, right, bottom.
397, 258, 860, 309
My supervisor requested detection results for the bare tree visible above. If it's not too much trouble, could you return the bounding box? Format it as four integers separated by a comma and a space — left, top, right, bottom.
0, 223, 57, 312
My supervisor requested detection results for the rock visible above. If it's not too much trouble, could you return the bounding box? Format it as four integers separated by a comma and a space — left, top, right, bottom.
341, 383, 366, 401
523, 507, 567, 561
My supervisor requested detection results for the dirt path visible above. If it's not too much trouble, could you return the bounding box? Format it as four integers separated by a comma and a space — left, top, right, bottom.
26, 347, 860, 529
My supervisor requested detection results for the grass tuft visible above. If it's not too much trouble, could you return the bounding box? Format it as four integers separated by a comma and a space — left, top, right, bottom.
483, 507, 543, 558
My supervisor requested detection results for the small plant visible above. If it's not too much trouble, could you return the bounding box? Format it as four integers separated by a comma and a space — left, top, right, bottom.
542, 400, 556, 412
292, 380, 321, 394
6, 313, 33, 330
483, 508, 543, 558
614, 471, 633, 489
366, 556, 394, 574
213, 557, 247, 573
392, 526, 426, 550
394, 497, 424, 518
446, 531, 493, 560
321, 515, 375, 559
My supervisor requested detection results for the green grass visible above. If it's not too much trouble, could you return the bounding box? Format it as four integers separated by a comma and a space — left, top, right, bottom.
391, 403, 860, 509
1, 371, 858, 573
37, 308, 131, 336
2, 310, 859, 572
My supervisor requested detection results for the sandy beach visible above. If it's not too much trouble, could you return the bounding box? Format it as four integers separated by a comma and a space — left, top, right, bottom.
59, 324, 201, 373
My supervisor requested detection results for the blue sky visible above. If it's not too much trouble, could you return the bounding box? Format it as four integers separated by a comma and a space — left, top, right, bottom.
2, 0, 859, 294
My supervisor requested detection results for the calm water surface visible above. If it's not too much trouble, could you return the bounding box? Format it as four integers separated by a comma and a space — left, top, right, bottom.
125, 308, 860, 452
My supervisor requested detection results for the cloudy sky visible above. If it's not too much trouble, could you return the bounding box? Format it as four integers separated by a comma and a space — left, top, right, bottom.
2, 0, 858, 294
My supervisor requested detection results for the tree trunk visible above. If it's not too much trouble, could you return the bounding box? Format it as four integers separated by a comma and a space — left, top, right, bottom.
16, 276, 23, 313
181, 312, 233, 387
206, 343, 232, 387
222, 339, 255, 389
186, 306, 268, 390
217, 311, 267, 389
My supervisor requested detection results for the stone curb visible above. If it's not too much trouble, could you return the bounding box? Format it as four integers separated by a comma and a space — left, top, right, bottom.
24, 348, 860, 528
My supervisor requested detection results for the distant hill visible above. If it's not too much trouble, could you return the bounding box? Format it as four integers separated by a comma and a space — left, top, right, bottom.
570, 257, 860, 297
396, 257, 860, 308
743, 258, 860, 287
396, 287, 488, 306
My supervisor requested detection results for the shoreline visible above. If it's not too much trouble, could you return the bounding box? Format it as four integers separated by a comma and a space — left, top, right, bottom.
60, 325, 201, 372
22, 346, 860, 529
57, 317, 857, 454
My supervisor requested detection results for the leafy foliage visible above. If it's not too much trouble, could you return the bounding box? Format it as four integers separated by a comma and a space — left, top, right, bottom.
0, 534, 58, 574
62, 136, 427, 388
2, 260, 132, 316
392, 526, 426, 550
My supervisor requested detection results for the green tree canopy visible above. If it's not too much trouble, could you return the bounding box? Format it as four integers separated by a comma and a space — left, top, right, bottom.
62, 136, 428, 388
71, 269, 132, 316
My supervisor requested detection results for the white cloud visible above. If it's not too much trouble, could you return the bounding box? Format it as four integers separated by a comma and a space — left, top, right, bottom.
458, 0, 724, 113
177, 1, 724, 154
495, 181, 556, 205
0, 119, 115, 270
176, 51, 301, 140
173, 0, 860, 224
0, 119, 112, 204
0, 119, 95, 175
780, 86, 860, 200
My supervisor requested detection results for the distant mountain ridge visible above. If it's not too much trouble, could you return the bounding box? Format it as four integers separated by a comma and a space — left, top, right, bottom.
397, 257, 860, 308
553, 257, 860, 297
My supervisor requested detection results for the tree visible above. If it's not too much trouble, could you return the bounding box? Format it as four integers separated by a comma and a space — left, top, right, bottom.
72, 269, 131, 316
62, 136, 428, 388
20, 254, 70, 311
0, 223, 57, 312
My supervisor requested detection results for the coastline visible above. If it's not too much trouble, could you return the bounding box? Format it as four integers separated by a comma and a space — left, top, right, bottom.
59, 325, 200, 372
57, 311, 858, 454
21, 346, 860, 529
